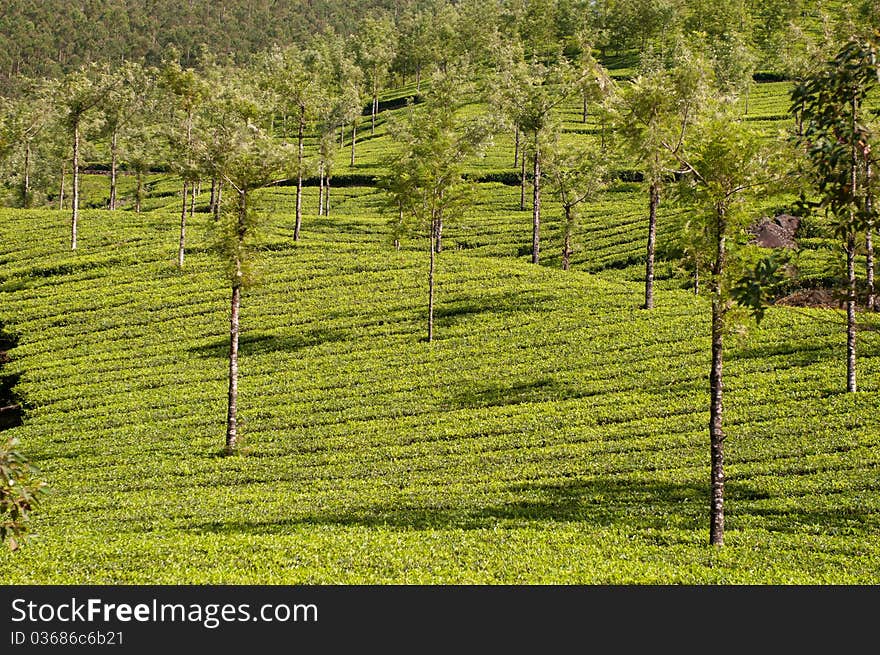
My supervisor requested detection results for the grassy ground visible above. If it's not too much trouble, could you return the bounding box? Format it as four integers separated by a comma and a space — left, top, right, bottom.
1, 75, 879, 583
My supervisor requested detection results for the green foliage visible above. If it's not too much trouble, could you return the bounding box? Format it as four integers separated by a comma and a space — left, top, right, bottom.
610, 42, 712, 183
731, 252, 791, 322
791, 32, 879, 234
0, 435, 47, 551
383, 65, 493, 238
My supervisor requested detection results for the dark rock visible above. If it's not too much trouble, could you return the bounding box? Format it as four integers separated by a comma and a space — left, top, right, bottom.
749, 214, 801, 249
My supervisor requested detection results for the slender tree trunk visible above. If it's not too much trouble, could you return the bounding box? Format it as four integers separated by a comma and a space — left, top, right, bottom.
867, 227, 875, 312
520, 147, 527, 211
532, 137, 541, 265
644, 180, 659, 309
22, 141, 31, 207
135, 170, 143, 213
847, 96, 858, 391
295, 108, 305, 241
562, 206, 572, 271
846, 229, 857, 392
708, 206, 727, 547
189, 181, 196, 220
867, 161, 875, 311
226, 190, 247, 453
209, 178, 216, 215
226, 281, 241, 453
428, 214, 436, 343
350, 121, 357, 166
71, 119, 80, 250
324, 176, 330, 217
582, 93, 588, 123
318, 160, 325, 216
371, 93, 378, 134
514, 126, 519, 169
435, 193, 443, 253
178, 181, 188, 268
435, 216, 443, 253
693, 262, 699, 295
59, 163, 65, 211
109, 129, 118, 210
214, 180, 222, 222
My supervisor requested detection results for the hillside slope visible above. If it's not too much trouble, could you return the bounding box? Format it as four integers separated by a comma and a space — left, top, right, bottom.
0, 179, 878, 583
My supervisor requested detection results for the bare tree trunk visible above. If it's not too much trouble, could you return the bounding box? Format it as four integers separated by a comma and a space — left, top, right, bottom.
867, 161, 875, 311
109, 129, 118, 210
22, 141, 31, 207
350, 121, 357, 166
708, 206, 727, 546
295, 108, 305, 241
514, 126, 519, 169
428, 214, 436, 343
868, 227, 875, 312
847, 97, 858, 390
435, 195, 443, 253
532, 137, 541, 265
371, 93, 378, 134
324, 176, 330, 217
209, 178, 217, 215
693, 263, 699, 295
644, 180, 659, 309
59, 163, 65, 211
226, 281, 241, 453
520, 148, 527, 211
562, 206, 572, 271
582, 93, 588, 123
226, 189, 247, 453
135, 170, 143, 213
318, 160, 325, 216
189, 181, 196, 220
214, 180, 222, 222
846, 229, 857, 392
71, 119, 80, 250
178, 181, 188, 268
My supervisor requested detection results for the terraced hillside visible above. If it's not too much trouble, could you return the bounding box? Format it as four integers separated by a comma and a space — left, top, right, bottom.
0, 156, 879, 582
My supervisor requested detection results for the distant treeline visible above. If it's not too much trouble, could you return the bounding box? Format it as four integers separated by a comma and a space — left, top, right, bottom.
0, 0, 419, 93
3, 0, 878, 96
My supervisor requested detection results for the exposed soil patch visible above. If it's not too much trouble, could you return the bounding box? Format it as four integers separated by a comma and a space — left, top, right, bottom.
0, 325, 22, 431
775, 288, 843, 309
749, 214, 801, 249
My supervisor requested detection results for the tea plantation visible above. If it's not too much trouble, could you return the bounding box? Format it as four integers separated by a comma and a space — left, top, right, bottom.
0, 78, 879, 584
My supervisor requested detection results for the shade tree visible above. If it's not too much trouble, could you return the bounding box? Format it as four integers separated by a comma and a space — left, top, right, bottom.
610, 45, 711, 308
56, 63, 116, 250
195, 81, 284, 453
383, 65, 492, 342
158, 54, 208, 267
353, 13, 397, 136
790, 33, 879, 391
494, 49, 578, 265
672, 104, 774, 546
544, 138, 611, 270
